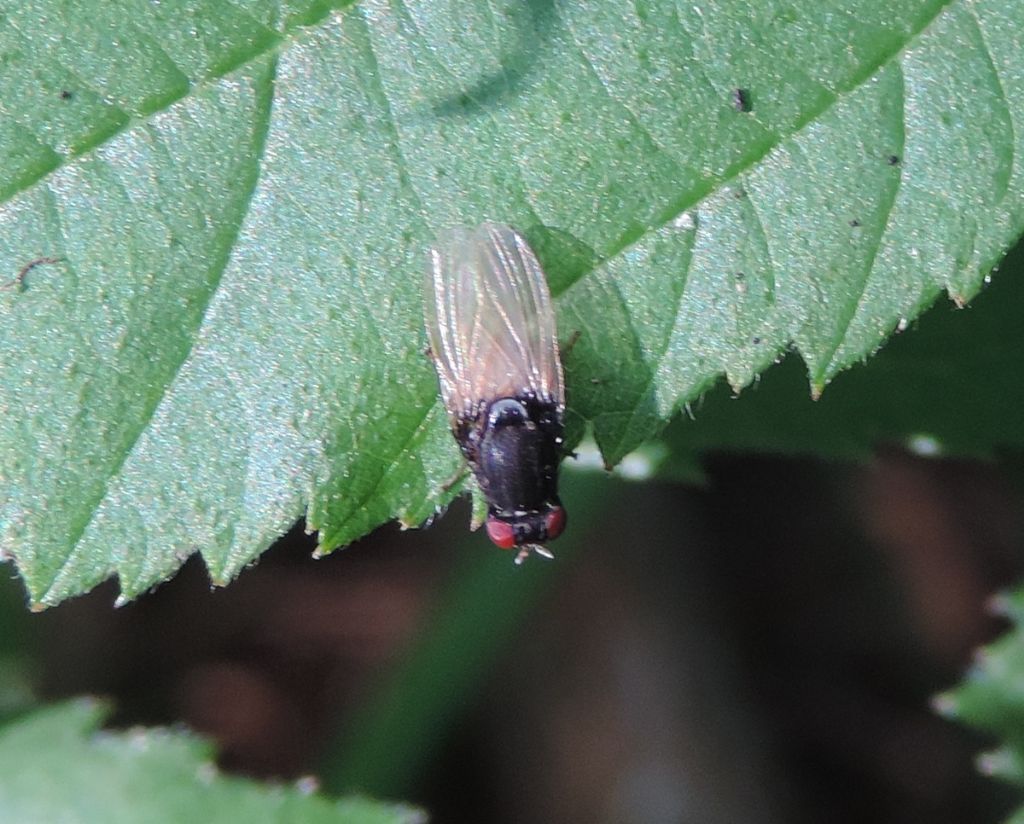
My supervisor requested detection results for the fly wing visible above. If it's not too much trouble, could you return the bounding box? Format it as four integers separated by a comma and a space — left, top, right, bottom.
425, 223, 564, 424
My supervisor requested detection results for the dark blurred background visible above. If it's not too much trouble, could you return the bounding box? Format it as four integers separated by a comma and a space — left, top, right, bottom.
1, 445, 1021, 823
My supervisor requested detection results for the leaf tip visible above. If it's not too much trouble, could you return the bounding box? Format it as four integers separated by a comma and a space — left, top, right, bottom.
987, 592, 1010, 616
805, 361, 830, 401
397, 510, 423, 531
977, 747, 1024, 784
930, 691, 958, 718
293, 774, 320, 796
312, 536, 338, 560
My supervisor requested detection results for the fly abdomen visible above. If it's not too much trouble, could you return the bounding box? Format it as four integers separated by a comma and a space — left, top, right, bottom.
475, 396, 561, 515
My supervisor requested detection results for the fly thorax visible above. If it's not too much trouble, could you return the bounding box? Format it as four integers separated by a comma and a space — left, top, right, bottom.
487, 398, 530, 428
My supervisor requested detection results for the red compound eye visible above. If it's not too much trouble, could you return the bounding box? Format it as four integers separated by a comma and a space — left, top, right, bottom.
485, 517, 517, 549
545, 506, 566, 541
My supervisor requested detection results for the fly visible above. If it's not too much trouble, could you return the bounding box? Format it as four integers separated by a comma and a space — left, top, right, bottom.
424, 223, 567, 564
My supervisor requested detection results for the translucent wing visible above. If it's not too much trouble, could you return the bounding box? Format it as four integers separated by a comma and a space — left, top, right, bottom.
425, 223, 564, 423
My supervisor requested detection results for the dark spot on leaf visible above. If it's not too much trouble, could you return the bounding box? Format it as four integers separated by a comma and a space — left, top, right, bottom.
732, 87, 751, 113
60, 89, 73, 100
849, 219, 861, 227
887, 155, 901, 166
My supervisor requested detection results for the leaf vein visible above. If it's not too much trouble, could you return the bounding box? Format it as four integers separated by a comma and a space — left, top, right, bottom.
0, 1, 356, 209
593, 0, 959, 272
965, 1, 1015, 204
39, 58, 280, 605
818, 67, 907, 378
561, 11, 689, 176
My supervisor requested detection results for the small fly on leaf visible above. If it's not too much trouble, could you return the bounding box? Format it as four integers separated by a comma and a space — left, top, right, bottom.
425, 223, 567, 564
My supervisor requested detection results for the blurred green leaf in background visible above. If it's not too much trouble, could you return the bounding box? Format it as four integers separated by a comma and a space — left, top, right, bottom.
937, 591, 1024, 802
0, 699, 422, 823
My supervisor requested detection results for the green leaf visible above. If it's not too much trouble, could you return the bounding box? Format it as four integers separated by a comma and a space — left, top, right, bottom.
936, 591, 1024, 819
654, 237, 1024, 466
1, 0, 1022, 605
0, 699, 422, 823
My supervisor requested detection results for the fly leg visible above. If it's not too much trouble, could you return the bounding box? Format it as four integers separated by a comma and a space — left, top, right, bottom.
414, 467, 470, 532
561, 329, 582, 356
435, 466, 488, 532
514, 544, 555, 565
562, 329, 604, 388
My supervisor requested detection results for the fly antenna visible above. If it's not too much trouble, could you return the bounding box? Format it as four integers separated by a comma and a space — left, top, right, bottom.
514, 544, 555, 564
